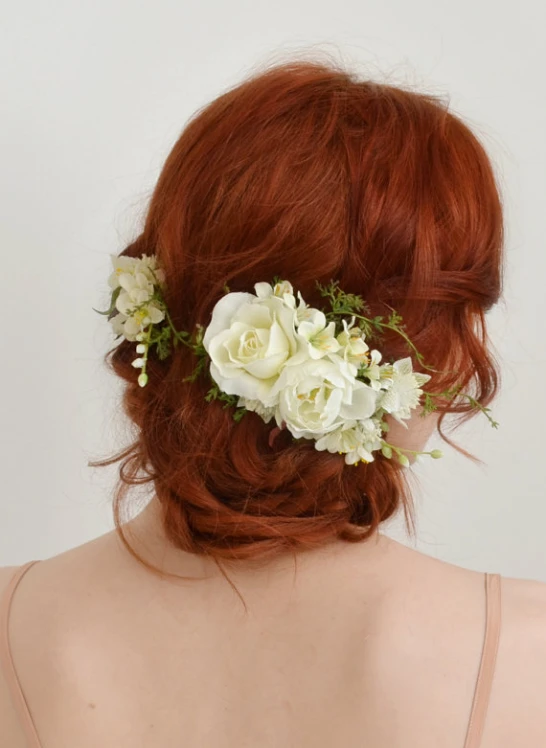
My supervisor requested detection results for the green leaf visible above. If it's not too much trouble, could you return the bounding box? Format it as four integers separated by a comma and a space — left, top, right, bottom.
421, 393, 438, 416
92, 286, 122, 316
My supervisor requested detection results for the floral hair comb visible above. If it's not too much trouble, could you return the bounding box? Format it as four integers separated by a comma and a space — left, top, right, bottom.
94, 254, 498, 467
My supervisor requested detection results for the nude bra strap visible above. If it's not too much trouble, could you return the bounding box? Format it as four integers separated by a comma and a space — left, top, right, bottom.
0, 560, 43, 748
463, 572, 502, 748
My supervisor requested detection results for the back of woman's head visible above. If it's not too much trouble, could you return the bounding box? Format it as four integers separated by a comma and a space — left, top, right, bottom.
92, 57, 504, 570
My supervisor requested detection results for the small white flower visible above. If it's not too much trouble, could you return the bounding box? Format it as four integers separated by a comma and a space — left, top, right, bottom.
314, 421, 364, 462
357, 416, 385, 454
360, 349, 384, 390
336, 317, 371, 366
314, 417, 384, 465
108, 254, 165, 291
253, 283, 317, 328
296, 308, 341, 360
294, 290, 316, 325
273, 280, 294, 296
110, 304, 165, 341
107, 254, 166, 342
253, 280, 296, 309
378, 357, 431, 425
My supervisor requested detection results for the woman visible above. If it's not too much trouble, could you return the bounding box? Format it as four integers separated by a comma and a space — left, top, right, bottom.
1, 58, 545, 747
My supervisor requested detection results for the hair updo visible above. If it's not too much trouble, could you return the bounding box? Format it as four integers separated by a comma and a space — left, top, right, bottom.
90, 56, 504, 581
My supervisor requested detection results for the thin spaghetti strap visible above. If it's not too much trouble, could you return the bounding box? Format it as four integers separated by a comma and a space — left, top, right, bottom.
0, 560, 43, 748
463, 572, 502, 748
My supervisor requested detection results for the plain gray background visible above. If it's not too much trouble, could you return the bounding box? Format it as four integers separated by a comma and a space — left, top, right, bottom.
1, 2, 544, 581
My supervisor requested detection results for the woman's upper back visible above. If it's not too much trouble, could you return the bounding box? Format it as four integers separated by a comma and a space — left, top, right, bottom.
1, 531, 546, 748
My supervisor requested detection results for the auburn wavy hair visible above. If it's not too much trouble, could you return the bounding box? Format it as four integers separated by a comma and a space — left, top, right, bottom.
90, 57, 504, 588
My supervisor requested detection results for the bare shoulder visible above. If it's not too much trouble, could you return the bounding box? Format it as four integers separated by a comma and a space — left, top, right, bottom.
0, 564, 20, 592
0, 563, 29, 610
501, 572, 546, 610
0, 538, 124, 748
0, 566, 29, 748
486, 574, 546, 746
373, 541, 546, 743
501, 573, 546, 646
500, 573, 546, 650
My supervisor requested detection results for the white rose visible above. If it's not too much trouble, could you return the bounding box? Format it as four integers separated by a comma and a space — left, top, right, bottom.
202, 286, 302, 403
268, 356, 379, 439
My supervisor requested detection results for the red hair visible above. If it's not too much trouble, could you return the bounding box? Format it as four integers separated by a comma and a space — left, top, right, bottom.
90, 57, 504, 587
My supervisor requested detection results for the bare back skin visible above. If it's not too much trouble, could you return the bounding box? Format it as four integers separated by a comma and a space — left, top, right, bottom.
1, 500, 546, 747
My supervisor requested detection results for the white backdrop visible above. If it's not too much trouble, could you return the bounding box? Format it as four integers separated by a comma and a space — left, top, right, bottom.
1, 2, 544, 581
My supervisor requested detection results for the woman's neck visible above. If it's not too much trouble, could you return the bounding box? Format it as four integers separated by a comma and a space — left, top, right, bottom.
118, 495, 397, 587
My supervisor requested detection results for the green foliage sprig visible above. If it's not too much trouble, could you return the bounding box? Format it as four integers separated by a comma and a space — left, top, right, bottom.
314, 279, 434, 372
421, 385, 499, 429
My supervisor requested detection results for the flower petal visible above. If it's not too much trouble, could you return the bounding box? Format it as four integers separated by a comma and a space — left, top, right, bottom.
394, 357, 413, 376
202, 292, 256, 352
